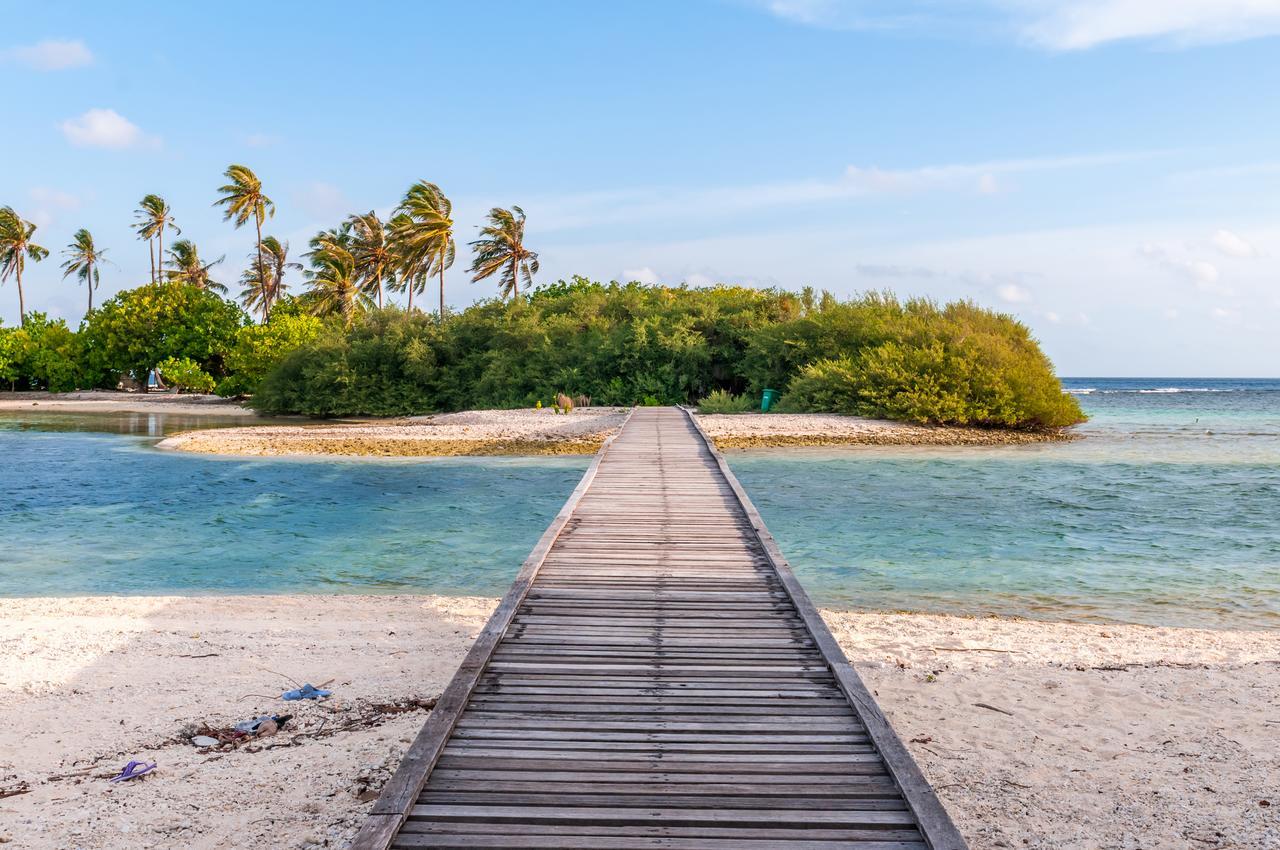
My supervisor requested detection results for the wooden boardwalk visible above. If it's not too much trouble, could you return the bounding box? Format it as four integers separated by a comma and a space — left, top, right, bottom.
354, 407, 967, 850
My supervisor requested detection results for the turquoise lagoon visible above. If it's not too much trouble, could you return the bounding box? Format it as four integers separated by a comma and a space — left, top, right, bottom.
2, 378, 1278, 629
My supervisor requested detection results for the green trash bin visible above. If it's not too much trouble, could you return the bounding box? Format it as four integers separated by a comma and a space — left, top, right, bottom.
761, 388, 777, 412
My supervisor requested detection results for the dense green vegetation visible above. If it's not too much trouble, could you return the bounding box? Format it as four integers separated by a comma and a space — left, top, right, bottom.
0, 277, 1082, 428
0, 273, 1080, 426
253, 279, 1082, 428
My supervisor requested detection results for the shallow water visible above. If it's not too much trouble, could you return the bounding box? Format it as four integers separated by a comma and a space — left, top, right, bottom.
0, 415, 585, 597
731, 378, 1280, 629
1, 382, 1278, 629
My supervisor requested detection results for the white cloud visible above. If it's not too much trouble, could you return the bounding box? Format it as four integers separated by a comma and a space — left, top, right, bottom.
27, 187, 83, 227
1141, 243, 1233, 294
1016, 0, 1280, 50
531, 151, 1147, 232
621, 266, 662, 285
1211, 228, 1257, 258
2, 38, 93, 71
1211, 305, 1242, 322
997, 283, 1032, 303
29, 187, 82, 211
59, 108, 156, 149
295, 181, 349, 220
841, 153, 1132, 195
746, 0, 1280, 49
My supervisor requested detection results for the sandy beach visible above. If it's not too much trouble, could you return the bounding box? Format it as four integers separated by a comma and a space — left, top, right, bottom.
156, 407, 632, 457
152, 406, 1067, 458
0, 391, 256, 417
1, 596, 1275, 850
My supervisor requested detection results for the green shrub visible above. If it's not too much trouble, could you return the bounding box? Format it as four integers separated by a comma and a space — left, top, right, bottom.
156, 357, 216, 393
253, 310, 442, 416
697, 389, 756, 414
217, 313, 325, 397
0, 313, 87, 392
780, 299, 1083, 428
80, 283, 247, 388
245, 281, 1085, 430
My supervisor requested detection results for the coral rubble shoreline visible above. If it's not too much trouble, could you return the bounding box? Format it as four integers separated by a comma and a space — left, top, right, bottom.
156, 408, 1073, 458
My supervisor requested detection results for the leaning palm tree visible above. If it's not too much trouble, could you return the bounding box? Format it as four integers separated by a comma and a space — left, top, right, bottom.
240, 236, 299, 320
134, 195, 179, 284
262, 236, 299, 315
213, 164, 274, 299
468, 205, 538, 299
390, 181, 454, 317
305, 243, 366, 325
348, 211, 395, 309
239, 263, 270, 321
60, 228, 114, 314
164, 239, 226, 293
0, 206, 49, 326
387, 213, 425, 311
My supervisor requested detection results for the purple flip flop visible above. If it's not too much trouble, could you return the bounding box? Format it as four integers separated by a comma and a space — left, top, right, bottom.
108, 760, 157, 783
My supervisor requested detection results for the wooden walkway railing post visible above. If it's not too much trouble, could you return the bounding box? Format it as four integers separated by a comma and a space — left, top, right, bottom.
353, 406, 967, 850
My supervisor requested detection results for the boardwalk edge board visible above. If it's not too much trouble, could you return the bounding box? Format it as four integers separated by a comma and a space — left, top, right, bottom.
350, 411, 633, 849
678, 405, 968, 850
353, 406, 969, 850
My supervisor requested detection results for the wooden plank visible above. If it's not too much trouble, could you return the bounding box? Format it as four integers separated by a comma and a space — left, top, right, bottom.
348, 412, 631, 847
679, 406, 968, 850
357, 407, 965, 850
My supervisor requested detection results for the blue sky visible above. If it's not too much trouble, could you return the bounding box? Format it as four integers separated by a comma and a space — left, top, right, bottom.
2, 1, 1279, 376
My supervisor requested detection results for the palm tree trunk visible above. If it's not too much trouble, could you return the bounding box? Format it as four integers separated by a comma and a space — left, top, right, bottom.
407, 275, 415, 312
87, 263, 94, 314
16, 266, 25, 326
511, 258, 520, 299
439, 264, 445, 320
255, 214, 266, 313
158, 232, 164, 283
148, 239, 155, 284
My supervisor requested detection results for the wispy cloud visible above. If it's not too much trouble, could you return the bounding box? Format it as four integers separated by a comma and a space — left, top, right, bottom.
59, 108, 159, 150
2, 38, 93, 70
1141, 242, 1233, 295
530, 151, 1147, 232
295, 181, 350, 220
1017, 0, 1280, 50
1212, 228, 1258, 258
746, 1, 1280, 50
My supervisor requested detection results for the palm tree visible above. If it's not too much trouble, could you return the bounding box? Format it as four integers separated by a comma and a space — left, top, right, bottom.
469, 205, 538, 299
262, 236, 300, 315
0, 207, 49, 326
164, 239, 226, 292
134, 195, 179, 284
213, 164, 274, 299
390, 181, 454, 318
348, 211, 395, 309
240, 236, 299, 321
305, 242, 366, 324
60, 228, 114, 314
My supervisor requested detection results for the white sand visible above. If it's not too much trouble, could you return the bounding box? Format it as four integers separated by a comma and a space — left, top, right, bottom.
158, 408, 631, 457
0, 391, 255, 417
1, 597, 1275, 849
696, 411, 1067, 446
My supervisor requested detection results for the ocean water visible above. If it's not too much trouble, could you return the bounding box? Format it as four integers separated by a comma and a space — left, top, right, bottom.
730, 377, 1280, 629
1, 380, 1278, 629
0, 413, 587, 597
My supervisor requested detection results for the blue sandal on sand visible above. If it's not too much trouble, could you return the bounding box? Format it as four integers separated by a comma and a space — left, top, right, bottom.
282, 683, 331, 701
109, 760, 156, 783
